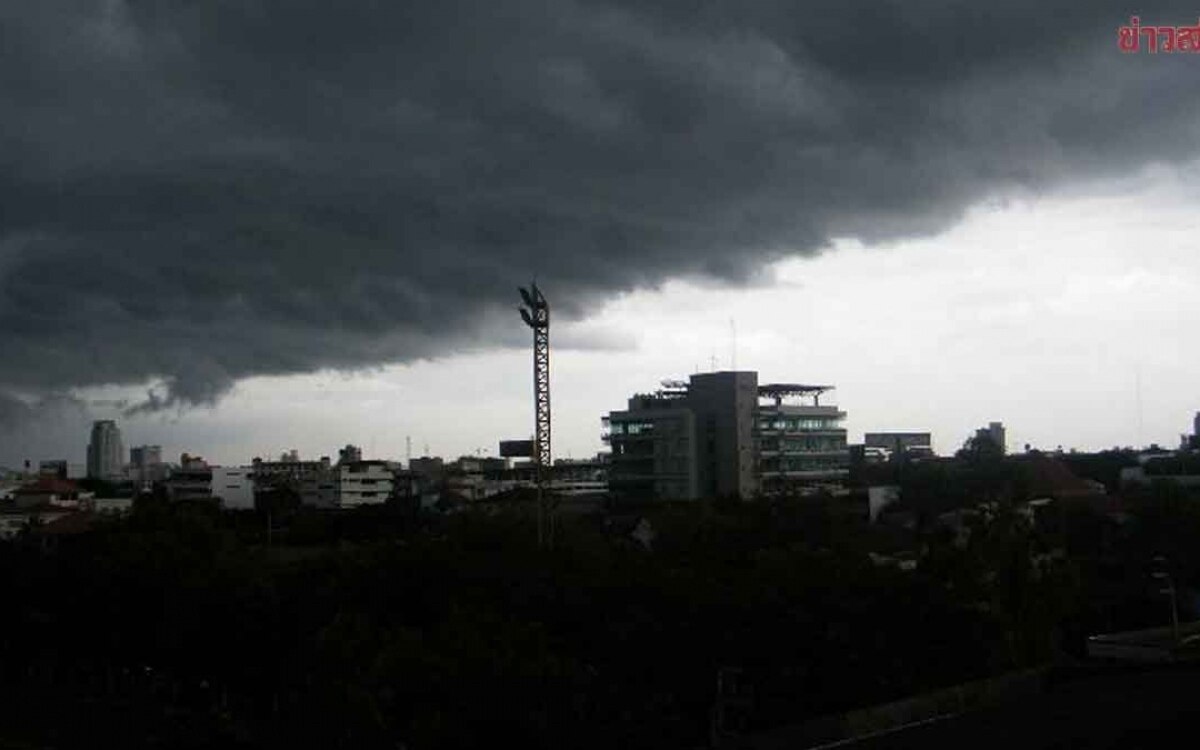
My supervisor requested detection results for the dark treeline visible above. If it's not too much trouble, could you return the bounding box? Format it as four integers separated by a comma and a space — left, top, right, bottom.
2, 470, 1198, 748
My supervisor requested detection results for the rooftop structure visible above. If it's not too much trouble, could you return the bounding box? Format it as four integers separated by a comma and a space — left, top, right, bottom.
864, 432, 935, 461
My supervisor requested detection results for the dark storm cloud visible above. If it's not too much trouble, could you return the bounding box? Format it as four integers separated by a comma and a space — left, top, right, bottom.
1, 1, 1196, 412
0, 391, 92, 467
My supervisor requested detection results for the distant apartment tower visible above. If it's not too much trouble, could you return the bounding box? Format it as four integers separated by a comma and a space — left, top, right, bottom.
604, 371, 849, 501
86, 420, 124, 479
985, 422, 1006, 454
129, 444, 165, 483
1184, 412, 1200, 451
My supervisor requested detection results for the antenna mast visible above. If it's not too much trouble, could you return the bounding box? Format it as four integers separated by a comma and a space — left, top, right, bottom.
730, 317, 737, 371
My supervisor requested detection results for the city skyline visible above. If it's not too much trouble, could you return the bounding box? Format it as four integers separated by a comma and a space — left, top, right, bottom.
6, 173, 1200, 469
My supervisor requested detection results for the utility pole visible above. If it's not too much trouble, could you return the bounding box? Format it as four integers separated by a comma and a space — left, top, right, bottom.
519, 282, 552, 548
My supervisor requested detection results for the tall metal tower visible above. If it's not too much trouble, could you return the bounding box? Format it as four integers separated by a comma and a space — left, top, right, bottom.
518, 282, 552, 546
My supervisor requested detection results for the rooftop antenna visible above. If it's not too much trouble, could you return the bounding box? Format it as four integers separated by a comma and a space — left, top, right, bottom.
1136, 367, 1144, 448
405, 435, 412, 465
730, 318, 737, 371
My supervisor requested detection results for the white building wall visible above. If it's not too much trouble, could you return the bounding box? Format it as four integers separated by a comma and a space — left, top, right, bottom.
211, 466, 256, 510
338, 462, 393, 508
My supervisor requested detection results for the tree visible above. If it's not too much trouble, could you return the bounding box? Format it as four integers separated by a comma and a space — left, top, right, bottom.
956, 430, 1004, 463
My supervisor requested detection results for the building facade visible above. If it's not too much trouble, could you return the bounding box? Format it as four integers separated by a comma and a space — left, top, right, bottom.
164, 454, 213, 502
604, 371, 849, 501
86, 420, 124, 480
129, 445, 166, 484
604, 392, 699, 500
988, 422, 1006, 453
38, 460, 69, 479
337, 461, 393, 508
252, 455, 336, 508
210, 466, 255, 510
755, 383, 850, 495
863, 432, 934, 461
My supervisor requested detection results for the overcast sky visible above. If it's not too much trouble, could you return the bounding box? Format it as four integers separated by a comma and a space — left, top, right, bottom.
2, 2, 1199, 468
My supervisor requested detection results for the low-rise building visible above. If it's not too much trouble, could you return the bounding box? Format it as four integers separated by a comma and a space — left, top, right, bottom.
165, 454, 213, 502
38, 460, 69, 479
0, 509, 75, 539
409, 456, 445, 478
863, 432, 934, 462
338, 460, 393, 508
11, 477, 82, 509
253, 455, 335, 507
211, 466, 255, 510
1120, 452, 1200, 489
129, 445, 167, 485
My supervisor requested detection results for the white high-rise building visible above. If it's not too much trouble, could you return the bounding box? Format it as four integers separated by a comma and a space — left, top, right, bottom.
86, 420, 124, 480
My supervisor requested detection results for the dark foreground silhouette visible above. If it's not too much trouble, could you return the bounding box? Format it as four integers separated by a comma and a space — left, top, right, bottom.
1, 466, 1196, 748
